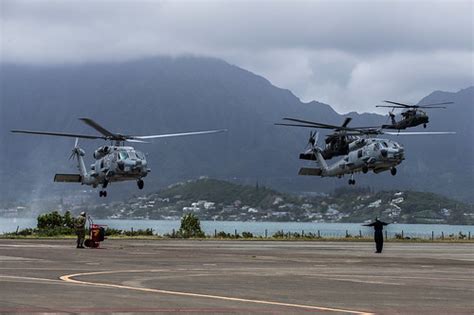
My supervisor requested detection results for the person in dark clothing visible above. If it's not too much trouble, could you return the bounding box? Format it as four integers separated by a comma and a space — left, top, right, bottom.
75, 212, 87, 249
363, 218, 389, 253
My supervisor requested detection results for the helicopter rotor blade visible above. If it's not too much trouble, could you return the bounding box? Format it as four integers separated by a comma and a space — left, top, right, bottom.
416, 106, 447, 109
275, 123, 335, 129
11, 129, 105, 140
383, 131, 456, 136
418, 102, 453, 107
283, 118, 342, 129
341, 117, 352, 128
383, 100, 413, 107
126, 139, 150, 143
376, 105, 408, 108
133, 129, 227, 140
79, 118, 116, 137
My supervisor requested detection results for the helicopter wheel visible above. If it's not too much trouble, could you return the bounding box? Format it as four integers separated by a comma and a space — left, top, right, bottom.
391, 167, 397, 176
348, 179, 355, 185
423, 123, 427, 128
362, 166, 368, 174
137, 179, 144, 190
99, 190, 108, 197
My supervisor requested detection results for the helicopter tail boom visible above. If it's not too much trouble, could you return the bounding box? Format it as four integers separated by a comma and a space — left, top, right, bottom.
54, 174, 82, 183
298, 167, 322, 176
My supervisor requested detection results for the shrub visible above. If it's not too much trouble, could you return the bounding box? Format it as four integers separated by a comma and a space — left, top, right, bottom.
35, 211, 77, 235
216, 231, 231, 238
123, 228, 154, 236
242, 232, 254, 238
272, 230, 285, 238
177, 213, 205, 238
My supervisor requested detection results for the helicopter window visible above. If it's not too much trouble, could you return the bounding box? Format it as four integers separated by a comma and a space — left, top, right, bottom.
135, 151, 145, 159
357, 150, 363, 158
119, 151, 129, 160
374, 143, 381, 150
382, 142, 388, 148
128, 151, 137, 159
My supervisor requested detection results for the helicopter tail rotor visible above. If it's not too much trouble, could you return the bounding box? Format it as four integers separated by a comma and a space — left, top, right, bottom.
306, 131, 320, 149
69, 138, 84, 160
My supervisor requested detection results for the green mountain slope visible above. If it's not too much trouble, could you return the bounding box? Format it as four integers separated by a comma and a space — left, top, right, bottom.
85, 179, 473, 224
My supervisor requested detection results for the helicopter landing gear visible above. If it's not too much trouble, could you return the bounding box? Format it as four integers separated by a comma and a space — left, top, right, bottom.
348, 174, 356, 185
102, 180, 108, 189
99, 190, 107, 197
362, 165, 368, 174
391, 167, 397, 176
137, 179, 144, 190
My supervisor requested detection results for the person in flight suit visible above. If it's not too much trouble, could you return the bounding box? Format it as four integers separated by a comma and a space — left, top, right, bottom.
364, 218, 389, 253
75, 212, 87, 249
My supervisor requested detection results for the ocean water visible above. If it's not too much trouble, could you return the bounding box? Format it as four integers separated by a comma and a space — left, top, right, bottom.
1, 218, 473, 238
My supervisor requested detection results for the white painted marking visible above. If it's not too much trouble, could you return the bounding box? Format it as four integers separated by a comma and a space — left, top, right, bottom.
0, 255, 42, 261
0, 244, 70, 248
0, 275, 68, 284
60, 269, 373, 315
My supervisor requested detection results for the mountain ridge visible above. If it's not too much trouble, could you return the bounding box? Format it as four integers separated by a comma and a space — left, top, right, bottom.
1, 57, 472, 202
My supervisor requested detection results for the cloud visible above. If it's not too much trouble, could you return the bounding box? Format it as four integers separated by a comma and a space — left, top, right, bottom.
1, 0, 473, 113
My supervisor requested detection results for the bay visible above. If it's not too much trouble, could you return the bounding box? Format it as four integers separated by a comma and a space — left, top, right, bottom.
1, 218, 473, 238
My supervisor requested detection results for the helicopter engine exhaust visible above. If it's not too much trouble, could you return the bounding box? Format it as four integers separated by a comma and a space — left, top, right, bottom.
93, 146, 111, 159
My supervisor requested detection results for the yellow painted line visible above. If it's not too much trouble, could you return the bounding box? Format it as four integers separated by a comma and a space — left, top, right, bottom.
0, 275, 74, 285
60, 269, 373, 315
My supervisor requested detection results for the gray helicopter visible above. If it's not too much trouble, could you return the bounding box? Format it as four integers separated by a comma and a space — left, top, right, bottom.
299, 132, 405, 185
11, 118, 226, 197
295, 128, 455, 185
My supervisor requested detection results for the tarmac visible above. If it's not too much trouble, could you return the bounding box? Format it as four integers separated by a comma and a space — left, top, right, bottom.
0, 239, 473, 314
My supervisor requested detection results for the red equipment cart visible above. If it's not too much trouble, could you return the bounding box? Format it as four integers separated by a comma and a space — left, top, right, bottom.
84, 217, 107, 248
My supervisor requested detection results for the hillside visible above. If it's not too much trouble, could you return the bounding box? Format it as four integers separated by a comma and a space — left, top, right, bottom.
77, 179, 473, 224
1, 57, 473, 201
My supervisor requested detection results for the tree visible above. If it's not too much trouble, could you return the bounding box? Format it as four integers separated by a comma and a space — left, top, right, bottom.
37, 211, 63, 229
178, 213, 205, 238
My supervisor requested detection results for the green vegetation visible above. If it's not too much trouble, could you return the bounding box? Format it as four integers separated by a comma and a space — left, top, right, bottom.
176, 213, 205, 238
14, 179, 470, 224
9, 211, 77, 236
89, 179, 472, 224
104, 228, 154, 237
159, 179, 298, 209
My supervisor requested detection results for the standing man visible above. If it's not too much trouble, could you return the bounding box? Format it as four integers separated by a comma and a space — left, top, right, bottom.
75, 212, 87, 249
364, 218, 389, 253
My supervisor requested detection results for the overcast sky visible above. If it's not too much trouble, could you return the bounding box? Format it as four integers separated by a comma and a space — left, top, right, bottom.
1, 0, 473, 113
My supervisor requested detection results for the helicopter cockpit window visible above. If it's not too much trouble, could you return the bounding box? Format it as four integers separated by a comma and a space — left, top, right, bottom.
119, 151, 129, 160
135, 151, 145, 160
374, 143, 381, 150
128, 151, 137, 159
382, 142, 388, 148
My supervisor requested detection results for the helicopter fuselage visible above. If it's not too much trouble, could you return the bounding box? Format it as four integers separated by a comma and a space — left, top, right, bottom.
321, 138, 404, 177
86, 146, 149, 187
384, 109, 429, 130
299, 138, 405, 184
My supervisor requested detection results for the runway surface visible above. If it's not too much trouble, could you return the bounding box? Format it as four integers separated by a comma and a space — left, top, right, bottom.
0, 239, 473, 314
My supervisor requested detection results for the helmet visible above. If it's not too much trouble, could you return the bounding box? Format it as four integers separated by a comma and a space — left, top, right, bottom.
80, 211, 86, 216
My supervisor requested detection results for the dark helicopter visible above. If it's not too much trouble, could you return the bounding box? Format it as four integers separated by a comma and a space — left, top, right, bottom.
275, 117, 378, 160
377, 100, 453, 130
